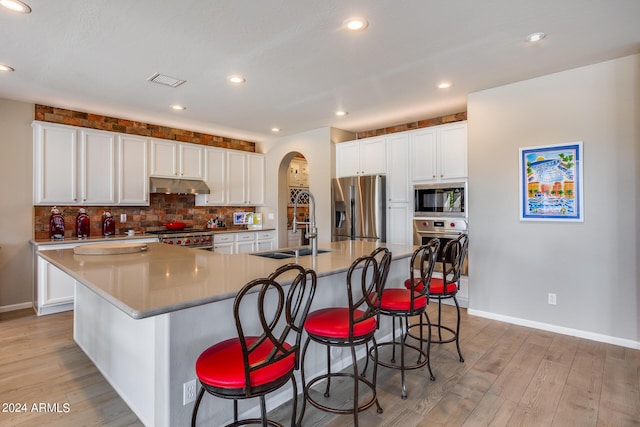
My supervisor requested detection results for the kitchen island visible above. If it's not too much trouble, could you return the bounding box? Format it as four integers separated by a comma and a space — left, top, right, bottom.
38, 240, 415, 426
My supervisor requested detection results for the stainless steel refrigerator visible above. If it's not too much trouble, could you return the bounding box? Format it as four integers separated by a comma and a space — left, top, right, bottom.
332, 175, 386, 242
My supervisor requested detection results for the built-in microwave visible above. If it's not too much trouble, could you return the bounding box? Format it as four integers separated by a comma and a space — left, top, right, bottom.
414, 182, 467, 217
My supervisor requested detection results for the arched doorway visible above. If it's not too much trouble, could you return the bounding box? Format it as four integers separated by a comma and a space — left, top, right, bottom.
277, 152, 308, 248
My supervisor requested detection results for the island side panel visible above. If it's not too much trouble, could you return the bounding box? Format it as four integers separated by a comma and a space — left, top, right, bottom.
74, 283, 170, 427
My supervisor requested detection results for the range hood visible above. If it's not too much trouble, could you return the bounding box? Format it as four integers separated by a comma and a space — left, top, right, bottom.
149, 177, 210, 194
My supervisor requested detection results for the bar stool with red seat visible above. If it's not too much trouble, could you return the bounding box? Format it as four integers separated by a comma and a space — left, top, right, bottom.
407, 233, 469, 363
191, 263, 317, 427
372, 238, 440, 399
296, 251, 388, 427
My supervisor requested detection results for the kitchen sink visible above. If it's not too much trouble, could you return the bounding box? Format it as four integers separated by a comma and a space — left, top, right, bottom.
250, 248, 332, 259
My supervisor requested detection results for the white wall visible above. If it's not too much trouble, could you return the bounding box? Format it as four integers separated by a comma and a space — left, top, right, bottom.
0, 98, 34, 310
467, 54, 639, 347
256, 126, 354, 248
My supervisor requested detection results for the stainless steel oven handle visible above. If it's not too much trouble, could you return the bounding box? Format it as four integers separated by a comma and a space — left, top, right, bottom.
416, 230, 463, 238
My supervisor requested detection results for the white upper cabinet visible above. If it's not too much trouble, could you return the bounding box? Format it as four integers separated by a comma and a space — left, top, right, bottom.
33, 122, 149, 206
150, 140, 203, 179
386, 133, 410, 203
179, 143, 204, 179
149, 139, 178, 177
246, 153, 265, 205
33, 121, 264, 207
411, 121, 467, 182
226, 151, 247, 205
196, 147, 227, 206
34, 123, 78, 204
410, 128, 438, 182
34, 124, 117, 205
198, 149, 265, 206
118, 135, 149, 205
80, 129, 116, 204
336, 137, 387, 177
226, 151, 266, 206
438, 122, 467, 180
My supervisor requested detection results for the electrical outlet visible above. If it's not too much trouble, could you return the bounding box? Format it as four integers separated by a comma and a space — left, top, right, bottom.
120, 213, 127, 223
183, 379, 197, 405
548, 293, 557, 305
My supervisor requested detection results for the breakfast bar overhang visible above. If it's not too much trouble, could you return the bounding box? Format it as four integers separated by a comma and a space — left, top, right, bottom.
38, 240, 415, 426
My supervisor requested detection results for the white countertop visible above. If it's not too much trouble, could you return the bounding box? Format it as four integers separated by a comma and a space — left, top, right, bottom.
38, 240, 415, 319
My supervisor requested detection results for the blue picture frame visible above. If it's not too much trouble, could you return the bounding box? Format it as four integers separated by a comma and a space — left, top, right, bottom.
519, 142, 583, 221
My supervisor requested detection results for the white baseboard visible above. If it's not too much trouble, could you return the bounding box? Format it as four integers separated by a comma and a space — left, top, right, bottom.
0, 301, 33, 313
467, 308, 640, 350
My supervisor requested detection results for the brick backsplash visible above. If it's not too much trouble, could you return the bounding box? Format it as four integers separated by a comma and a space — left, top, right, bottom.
34, 195, 256, 240
356, 112, 467, 139
35, 105, 256, 152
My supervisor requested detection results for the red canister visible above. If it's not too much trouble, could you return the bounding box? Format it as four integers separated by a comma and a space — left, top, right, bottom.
49, 206, 65, 239
102, 211, 115, 236
76, 208, 90, 239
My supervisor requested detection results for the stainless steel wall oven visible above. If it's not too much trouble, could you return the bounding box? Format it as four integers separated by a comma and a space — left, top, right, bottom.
413, 218, 468, 275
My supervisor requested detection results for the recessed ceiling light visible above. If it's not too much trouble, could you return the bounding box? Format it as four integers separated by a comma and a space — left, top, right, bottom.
343, 17, 368, 32
271, 127, 280, 132
228, 75, 246, 84
526, 32, 546, 43
0, 0, 32, 13
437, 82, 453, 89
0, 64, 15, 72
335, 111, 348, 117
171, 104, 186, 110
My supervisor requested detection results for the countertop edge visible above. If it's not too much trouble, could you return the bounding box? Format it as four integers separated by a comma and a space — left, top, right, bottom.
38, 241, 415, 319
31, 227, 276, 246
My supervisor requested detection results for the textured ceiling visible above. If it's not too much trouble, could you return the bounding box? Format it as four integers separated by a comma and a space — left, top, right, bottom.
1, 0, 638, 142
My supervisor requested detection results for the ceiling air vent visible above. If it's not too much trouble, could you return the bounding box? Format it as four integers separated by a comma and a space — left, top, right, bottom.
146, 73, 186, 88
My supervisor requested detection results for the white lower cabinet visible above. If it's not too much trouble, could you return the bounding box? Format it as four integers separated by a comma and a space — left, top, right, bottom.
387, 203, 411, 246
37, 256, 76, 315
255, 230, 276, 251
213, 233, 235, 254
213, 230, 275, 254
235, 232, 256, 254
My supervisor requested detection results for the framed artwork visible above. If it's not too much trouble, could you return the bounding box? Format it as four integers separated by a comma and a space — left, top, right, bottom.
519, 142, 583, 221
233, 212, 246, 225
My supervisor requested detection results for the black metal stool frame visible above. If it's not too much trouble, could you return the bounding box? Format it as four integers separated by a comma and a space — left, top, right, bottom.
191, 264, 316, 427
296, 253, 385, 427
370, 239, 440, 399
407, 233, 469, 363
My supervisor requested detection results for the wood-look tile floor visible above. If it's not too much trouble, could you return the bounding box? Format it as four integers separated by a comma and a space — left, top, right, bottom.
1, 305, 638, 426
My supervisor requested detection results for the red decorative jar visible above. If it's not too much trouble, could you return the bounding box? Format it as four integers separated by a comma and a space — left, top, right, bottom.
49, 206, 65, 240
102, 211, 115, 237
76, 208, 90, 239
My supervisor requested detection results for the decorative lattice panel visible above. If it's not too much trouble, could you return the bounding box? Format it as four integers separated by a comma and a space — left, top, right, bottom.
289, 188, 309, 206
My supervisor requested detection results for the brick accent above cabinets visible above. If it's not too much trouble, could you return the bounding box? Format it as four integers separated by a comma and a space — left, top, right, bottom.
356, 112, 467, 139
34, 105, 256, 152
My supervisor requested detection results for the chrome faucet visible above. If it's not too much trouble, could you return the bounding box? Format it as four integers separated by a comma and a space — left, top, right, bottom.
292, 190, 318, 257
